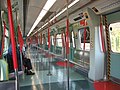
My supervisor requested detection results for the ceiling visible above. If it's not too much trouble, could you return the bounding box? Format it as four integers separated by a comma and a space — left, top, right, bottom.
24, 0, 93, 36
0, 0, 92, 37
1, 0, 120, 38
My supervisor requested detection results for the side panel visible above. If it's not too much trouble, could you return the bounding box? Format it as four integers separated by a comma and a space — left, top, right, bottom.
107, 11, 120, 80
111, 53, 120, 79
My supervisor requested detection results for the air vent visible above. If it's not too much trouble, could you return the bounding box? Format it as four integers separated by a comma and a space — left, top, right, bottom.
74, 16, 82, 21
101, 0, 120, 10
34, 26, 39, 30
93, 0, 120, 14
41, 11, 53, 22
92, 7, 99, 13
73, 13, 84, 21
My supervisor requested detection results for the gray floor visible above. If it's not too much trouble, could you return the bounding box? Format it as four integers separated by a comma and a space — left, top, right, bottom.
19, 48, 94, 90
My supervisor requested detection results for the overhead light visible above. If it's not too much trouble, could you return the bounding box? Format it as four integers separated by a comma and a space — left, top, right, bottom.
56, 0, 79, 17
43, 0, 56, 11
68, 0, 79, 8
41, 22, 48, 28
32, 22, 49, 36
27, 0, 56, 36
32, 0, 79, 36
56, 8, 67, 17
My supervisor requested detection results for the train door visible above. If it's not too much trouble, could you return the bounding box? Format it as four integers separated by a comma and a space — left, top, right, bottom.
78, 27, 90, 70
73, 26, 90, 71
107, 11, 120, 83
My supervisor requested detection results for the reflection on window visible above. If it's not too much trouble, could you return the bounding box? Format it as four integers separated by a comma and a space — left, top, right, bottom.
79, 28, 90, 51
4, 29, 9, 54
56, 34, 62, 47
72, 32, 75, 47
51, 36, 54, 45
110, 22, 120, 53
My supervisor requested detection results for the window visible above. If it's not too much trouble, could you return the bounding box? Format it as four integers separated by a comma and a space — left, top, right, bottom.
72, 31, 75, 47
79, 27, 90, 51
110, 22, 120, 53
4, 29, 9, 54
56, 34, 62, 47
51, 36, 54, 45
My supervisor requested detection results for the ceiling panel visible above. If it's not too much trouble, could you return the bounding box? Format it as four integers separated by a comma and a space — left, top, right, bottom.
25, 0, 47, 36
41, 11, 54, 22
29, 0, 47, 8
25, 7, 40, 35
25, 0, 74, 36
50, 0, 67, 12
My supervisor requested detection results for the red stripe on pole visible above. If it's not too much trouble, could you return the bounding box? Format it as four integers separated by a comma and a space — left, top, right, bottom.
18, 25, 24, 52
48, 27, 50, 49
7, 0, 18, 69
61, 33, 65, 47
83, 28, 87, 50
100, 22, 105, 52
36, 33, 38, 44
26, 38, 28, 44
40, 33, 42, 45
30, 37, 31, 45
66, 19, 69, 54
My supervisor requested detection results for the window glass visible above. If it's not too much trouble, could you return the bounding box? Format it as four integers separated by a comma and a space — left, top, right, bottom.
56, 34, 62, 47
4, 29, 9, 54
72, 31, 75, 47
79, 27, 90, 51
51, 36, 54, 45
109, 22, 120, 53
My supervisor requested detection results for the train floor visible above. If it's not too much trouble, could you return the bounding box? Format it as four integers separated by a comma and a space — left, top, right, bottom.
19, 47, 120, 90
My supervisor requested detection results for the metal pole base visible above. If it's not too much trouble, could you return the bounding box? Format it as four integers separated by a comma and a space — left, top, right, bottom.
47, 72, 52, 76
15, 69, 20, 90
103, 75, 109, 81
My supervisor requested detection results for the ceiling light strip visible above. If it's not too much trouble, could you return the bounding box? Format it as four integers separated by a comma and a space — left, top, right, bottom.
33, 0, 79, 35
27, 0, 56, 36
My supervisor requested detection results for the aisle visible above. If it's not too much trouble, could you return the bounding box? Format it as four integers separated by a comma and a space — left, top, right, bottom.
19, 47, 120, 90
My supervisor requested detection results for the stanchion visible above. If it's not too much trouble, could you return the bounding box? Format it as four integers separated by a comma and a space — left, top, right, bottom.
7, 0, 19, 90
15, 69, 19, 90
66, 0, 69, 90
47, 49, 52, 76
104, 15, 111, 81
99, 16, 107, 81
47, 25, 52, 76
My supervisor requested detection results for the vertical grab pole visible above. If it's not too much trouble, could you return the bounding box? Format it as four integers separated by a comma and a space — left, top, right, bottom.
83, 28, 86, 50
7, 0, 19, 90
104, 16, 111, 80
47, 25, 52, 76
18, 25, 24, 76
66, 0, 69, 90
40, 33, 42, 47
61, 32, 65, 58
83, 27, 86, 67
54, 34, 56, 53
100, 16, 105, 53
99, 16, 107, 80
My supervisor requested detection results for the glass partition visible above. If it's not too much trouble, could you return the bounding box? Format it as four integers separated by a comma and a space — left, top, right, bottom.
109, 22, 120, 53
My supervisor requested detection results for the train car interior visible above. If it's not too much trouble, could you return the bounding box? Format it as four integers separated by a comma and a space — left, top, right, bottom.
0, 0, 120, 90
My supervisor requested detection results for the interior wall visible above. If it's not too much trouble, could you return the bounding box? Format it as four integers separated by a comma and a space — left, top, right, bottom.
111, 53, 120, 79
107, 11, 120, 79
